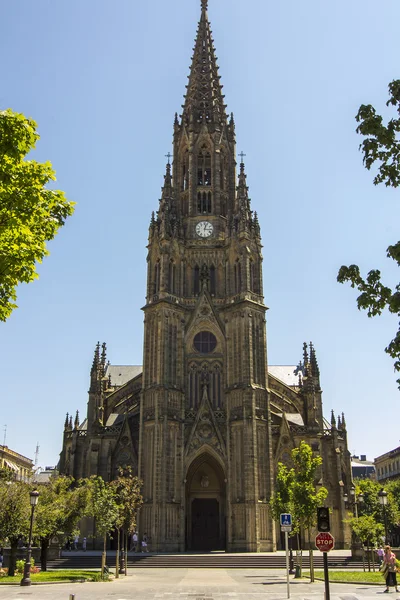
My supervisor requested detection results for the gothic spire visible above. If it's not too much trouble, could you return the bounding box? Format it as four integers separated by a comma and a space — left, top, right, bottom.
64, 413, 69, 430
309, 342, 320, 378
74, 410, 80, 430
91, 342, 100, 374
331, 409, 336, 428
341, 412, 346, 431
182, 0, 226, 125
100, 342, 107, 377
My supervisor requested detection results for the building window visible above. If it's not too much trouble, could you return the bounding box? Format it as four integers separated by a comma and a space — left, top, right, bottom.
194, 265, 200, 295
197, 191, 212, 214
194, 331, 217, 353
197, 150, 212, 186
210, 265, 216, 295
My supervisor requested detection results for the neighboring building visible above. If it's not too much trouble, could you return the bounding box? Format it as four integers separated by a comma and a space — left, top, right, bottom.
59, 0, 353, 551
351, 455, 375, 480
33, 466, 58, 485
0, 445, 33, 481
375, 447, 400, 482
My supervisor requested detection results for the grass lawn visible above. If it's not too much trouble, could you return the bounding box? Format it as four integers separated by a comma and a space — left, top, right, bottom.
307, 571, 385, 584
0, 570, 104, 584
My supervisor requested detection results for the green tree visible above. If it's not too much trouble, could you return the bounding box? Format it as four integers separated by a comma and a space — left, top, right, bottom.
87, 476, 119, 577
0, 109, 75, 322
291, 442, 328, 580
33, 476, 90, 571
269, 441, 328, 580
347, 514, 384, 571
110, 467, 143, 576
0, 480, 30, 576
269, 462, 294, 520
337, 80, 400, 388
356, 478, 399, 540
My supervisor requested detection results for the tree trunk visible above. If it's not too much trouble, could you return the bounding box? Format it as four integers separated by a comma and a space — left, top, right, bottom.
40, 537, 49, 572
124, 531, 128, 575
101, 534, 107, 578
296, 532, 302, 577
115, 529, 120, 578
8, 540, 18, 577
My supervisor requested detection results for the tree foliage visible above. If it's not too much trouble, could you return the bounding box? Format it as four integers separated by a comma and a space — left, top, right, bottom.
0, 479, 31, 576
33, 476, 89, 571
87, 476, 119, 537
355, 478, 399, 541
337, 80, 400, 388
269, 441, 328, 537
110, 467, 143, 534
0, 109, 75, 321
348, 514, 384, 547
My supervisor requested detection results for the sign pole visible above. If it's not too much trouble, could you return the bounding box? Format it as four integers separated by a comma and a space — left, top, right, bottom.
285, 530, 290, 599
323, 551, 330, 600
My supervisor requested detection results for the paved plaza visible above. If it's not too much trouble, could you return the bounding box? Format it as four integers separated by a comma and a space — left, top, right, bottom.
0, 568, 393, 600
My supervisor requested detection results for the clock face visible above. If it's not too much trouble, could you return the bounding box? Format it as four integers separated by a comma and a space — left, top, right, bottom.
196, 221, 214, 238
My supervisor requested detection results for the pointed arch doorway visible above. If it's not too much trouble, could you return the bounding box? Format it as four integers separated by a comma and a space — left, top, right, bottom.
185, 452, 226, 551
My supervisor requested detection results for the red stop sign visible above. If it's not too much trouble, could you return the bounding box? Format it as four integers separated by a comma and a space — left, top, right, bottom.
315, 532, 335, 552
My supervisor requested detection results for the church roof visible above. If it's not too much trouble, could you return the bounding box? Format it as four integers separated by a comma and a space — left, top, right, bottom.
105, 365, 142, 387
268, 366, 299, 388
105, 364, 299, 389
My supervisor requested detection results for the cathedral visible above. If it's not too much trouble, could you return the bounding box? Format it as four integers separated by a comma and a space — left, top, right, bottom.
59, 0, 352, 552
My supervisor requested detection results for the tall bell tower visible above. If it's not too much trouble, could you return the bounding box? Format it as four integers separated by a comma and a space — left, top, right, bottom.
139, 0, 275, 552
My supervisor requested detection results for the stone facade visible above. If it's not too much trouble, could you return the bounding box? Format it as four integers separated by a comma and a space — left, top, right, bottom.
59, 0, 352, 551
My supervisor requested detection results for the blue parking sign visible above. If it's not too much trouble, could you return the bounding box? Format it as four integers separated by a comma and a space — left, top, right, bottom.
280, 513, 292, 527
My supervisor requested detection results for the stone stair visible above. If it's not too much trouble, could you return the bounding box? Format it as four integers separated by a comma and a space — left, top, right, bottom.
47, 552, 365, 570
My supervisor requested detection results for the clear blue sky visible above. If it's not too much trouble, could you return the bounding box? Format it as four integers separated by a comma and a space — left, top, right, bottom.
1, 0, 399, 468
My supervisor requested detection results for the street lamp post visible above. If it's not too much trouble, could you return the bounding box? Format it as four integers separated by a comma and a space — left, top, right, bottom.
378, 489, 388, 544
349, 485, 364, 518
20, 490, 39, 587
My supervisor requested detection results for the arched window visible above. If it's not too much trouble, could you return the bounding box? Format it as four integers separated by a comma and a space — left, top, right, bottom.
210, 265, 216, 295
168, 261, 176, 295
197, 191, 212, 214
249, 261, 255, 292
197, 149, 212, 186
154, 261, 161, 294
182, 149, 189, 191
234, 259, 241, 294
193, 265, 200, 296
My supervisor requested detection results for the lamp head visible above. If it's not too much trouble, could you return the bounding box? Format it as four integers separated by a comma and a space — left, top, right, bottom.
30, 490, 39, 506
378, 489, 388, 506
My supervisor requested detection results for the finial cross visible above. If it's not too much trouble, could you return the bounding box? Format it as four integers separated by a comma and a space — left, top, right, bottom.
239, 151, 246, 163
201, 0, 208, 10
165, 152, 172, 164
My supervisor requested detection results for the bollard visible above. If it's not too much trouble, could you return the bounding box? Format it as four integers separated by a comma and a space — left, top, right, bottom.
69, 595, 75, 600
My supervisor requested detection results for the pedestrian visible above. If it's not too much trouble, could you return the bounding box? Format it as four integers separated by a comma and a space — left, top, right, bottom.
377, 545, 384, 565
74, 535, 79, 551
141, 533, 149, 553
0, 548, 3, 569
131, 531, 138, 552
382, 545, 399, 592
82, 537, 87, 552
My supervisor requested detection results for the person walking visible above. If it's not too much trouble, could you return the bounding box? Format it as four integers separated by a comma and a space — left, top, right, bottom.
74, 535, 79, 551
377, 546, 384, 566
141, 533, 149, 553
131, 531, 138, 552
82, 537, 87, 552
382, 545, 399, 592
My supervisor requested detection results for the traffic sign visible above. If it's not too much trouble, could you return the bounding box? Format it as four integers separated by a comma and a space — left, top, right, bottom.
315, 532, 335, 552
281, 525, 292, 533
280, 513, 292, 527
